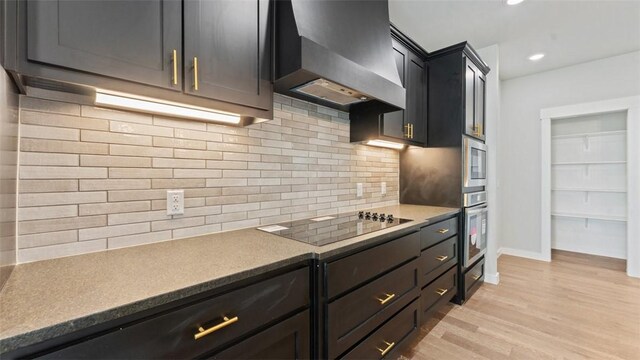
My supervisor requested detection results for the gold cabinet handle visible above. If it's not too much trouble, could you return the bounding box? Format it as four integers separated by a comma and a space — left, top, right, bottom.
437, 228, 449, 234
410, 123, 414, 139
404, 123, 410, 138
193, 57, 199, 91
472, 274, 481, 281
194, 316, 238, 340
377, 341, 395, 356
435, 288, 448, 296
435, 255, 449, 262
172, 49, 178, 85
376, 293, 396, 305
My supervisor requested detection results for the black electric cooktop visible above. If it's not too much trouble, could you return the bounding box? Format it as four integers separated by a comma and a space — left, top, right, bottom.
257, 211, 412, 246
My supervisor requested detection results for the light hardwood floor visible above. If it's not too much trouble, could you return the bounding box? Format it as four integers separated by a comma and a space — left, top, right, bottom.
400, 250, 640, 360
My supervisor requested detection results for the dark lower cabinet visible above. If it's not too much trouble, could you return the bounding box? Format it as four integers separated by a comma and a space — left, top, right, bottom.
420, 265, 458, 320
319, 230, 421, 359
8, 266, 310, 360
339, 299, 419, 360
207, 310, 310, 360
25, 0, 182, 90
183, 0, 272, 110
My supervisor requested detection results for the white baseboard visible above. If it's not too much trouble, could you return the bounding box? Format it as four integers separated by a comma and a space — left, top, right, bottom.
484, 272, 500, 284
498, 247, 551, 262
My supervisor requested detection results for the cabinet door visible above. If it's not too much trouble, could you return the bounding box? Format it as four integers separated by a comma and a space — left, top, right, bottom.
208, 310, 310, 360
406, 51, 426, 144
476, 73, 486, 139
184, 0, 272, 111
381, 39, 407, 140
464, 58, 477, 138
26, 0, 182, 90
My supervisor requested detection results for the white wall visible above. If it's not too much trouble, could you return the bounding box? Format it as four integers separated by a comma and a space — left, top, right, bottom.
500, 51, 640, 257
476, 45, 500, 284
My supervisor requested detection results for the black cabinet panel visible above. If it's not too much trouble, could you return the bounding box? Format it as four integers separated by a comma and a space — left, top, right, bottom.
39, 268, 309, 359
339, 299, 419, 360
351, 27, 426, 146
184, 0, 272, 110
26, 0, 182, 90
381, 37, 426, 144
420, 236, 458, 287
426, 42, 489, 147
463, 58, 486, 140
207, 310, 310, 360
407, 53, 426, 144
327, 259, 419, 359
325, 231, 420, 299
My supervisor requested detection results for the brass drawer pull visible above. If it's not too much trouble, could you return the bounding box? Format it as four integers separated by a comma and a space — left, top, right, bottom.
435, 255, 449, 262
404, 123, 410, 138
172, 49, 178, 85
377, 341, 395, 356
194, 316, 238, 340
193, 57, 199, 91
410, 123, 414, 139
435, 288, 448, 296
437, 228, 449, 234
377, 293, 396, 305
472, 274, 481, 281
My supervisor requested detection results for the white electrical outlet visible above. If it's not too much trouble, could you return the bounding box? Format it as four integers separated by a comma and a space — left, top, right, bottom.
356, 183, 363, 197
167, 190, 184, 215
381, 182, 387, 195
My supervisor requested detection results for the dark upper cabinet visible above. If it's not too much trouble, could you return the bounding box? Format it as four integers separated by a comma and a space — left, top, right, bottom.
183, 0, 272, 111
427, 42, 489, 147
25, 0, 182, 90
350, 26, 427, 147
464, 58, 486, 140
2, 0, 273, 122
381, 37, 427, 144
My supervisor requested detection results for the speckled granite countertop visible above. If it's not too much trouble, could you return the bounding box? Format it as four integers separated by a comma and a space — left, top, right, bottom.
0, 204, 458, 354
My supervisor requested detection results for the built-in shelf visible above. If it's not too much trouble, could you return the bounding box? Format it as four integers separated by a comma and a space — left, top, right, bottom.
551, 130, 627, 139
551, 160, 626, 166
552, 188, 626, 193
552, 212, 626, 222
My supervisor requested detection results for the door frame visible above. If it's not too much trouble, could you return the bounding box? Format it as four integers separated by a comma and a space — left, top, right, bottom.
540, 96, 640, 277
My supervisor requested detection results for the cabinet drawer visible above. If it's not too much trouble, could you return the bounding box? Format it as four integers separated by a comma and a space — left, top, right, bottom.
420, 236, 458, 287
207, 310, 310, 360
42, 267, 309, 359
339, 299, 419, 360
326, 231, 420, 299
465, 257, 485, 296
420, 265, 457, 321
327, 259, 419, 359
420, 217, 458, 249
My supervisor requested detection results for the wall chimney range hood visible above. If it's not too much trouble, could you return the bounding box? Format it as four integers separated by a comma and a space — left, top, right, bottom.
275, 0, 405, 112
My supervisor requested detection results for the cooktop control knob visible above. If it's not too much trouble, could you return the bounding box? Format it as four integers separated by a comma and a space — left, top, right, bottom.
371, 213, 378, 220
358, 211, 364, 219
379, 213, 386, 221
387, 214, 394, 223
365, 212, 371, 219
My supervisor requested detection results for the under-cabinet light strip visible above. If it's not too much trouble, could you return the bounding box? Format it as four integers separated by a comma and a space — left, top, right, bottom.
94, 90, 241, 124
366, 139, 405, 150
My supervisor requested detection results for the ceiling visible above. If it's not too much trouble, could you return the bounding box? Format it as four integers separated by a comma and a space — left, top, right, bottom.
389, 0, 640, 79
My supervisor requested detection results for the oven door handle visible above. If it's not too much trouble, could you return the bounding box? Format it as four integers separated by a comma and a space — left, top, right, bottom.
465, 206, 487, 216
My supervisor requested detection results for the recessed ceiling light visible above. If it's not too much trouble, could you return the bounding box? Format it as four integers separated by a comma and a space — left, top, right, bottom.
506, 0, 524, 5
528, 53, 545, 61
